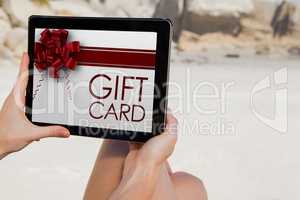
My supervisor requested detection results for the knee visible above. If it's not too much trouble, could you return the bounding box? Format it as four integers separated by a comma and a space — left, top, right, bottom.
172, 172, 207, 200
173, 171, 206, 189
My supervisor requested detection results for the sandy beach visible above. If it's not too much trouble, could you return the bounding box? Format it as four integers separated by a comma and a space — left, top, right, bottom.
0, 49, 299, 199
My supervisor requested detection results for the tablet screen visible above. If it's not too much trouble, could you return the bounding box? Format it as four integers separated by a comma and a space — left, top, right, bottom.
31, 28, 157, 133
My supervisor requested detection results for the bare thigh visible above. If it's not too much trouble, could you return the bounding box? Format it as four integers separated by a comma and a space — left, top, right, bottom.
84, 140, 207, 200
84, 140, 129, 200
171, 172, 207, 200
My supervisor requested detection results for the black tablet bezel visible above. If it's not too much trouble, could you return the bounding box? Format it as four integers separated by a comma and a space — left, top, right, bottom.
25, 15, 171, 142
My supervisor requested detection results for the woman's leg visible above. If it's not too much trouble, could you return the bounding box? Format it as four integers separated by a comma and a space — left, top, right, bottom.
151, 163, 178, 200
171, 172, 208, 200
84, 141, 207, 200
83, 140, 129, 200
151, 164, 207, 200
83, 140, 176, 200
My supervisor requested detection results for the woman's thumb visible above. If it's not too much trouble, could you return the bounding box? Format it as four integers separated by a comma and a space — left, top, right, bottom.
30, 126, 70, 141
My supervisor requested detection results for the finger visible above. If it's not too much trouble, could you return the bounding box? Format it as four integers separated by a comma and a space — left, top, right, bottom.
155, 129, 177, 150
18, 53, 29, 92
145, 113, 178, 149
29, 126, 70, 141
161, 114, 178, 149
166, 111, 177, 123
12, 53, 29, 108
141, 133, 177, 166
19, 52, 29, 76
165, 113, 178, 135
139, 114, 178, 165
158, 114, 178, 146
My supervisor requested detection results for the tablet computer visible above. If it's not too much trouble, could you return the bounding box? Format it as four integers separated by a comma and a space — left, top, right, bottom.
25, 15, 172, 142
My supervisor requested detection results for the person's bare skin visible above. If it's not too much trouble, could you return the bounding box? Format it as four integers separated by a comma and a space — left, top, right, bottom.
84, 114, 207, 200
0, 53, 70, 160
84, 142, 178, 200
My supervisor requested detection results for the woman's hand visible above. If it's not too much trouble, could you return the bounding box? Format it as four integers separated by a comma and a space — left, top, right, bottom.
0, 53, 70, 160
109, 113, 178, 200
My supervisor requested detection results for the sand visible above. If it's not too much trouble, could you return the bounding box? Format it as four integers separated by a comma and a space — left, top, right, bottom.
0, 50, 300, 200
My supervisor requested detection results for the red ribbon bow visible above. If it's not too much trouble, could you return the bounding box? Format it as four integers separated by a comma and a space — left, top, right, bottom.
34, 29, 80, 78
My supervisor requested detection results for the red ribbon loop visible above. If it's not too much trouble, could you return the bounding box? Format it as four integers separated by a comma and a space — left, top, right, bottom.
34, 29, 80, 78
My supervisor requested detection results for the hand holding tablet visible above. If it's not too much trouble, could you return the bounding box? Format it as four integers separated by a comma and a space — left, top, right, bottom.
26, 16, 172, 142
0, 53, 70, 160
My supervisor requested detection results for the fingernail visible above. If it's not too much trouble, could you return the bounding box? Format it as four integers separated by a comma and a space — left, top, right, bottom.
62, 130, 70, 137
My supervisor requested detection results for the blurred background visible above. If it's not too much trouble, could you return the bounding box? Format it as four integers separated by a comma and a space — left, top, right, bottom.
0, 0, 300, 199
